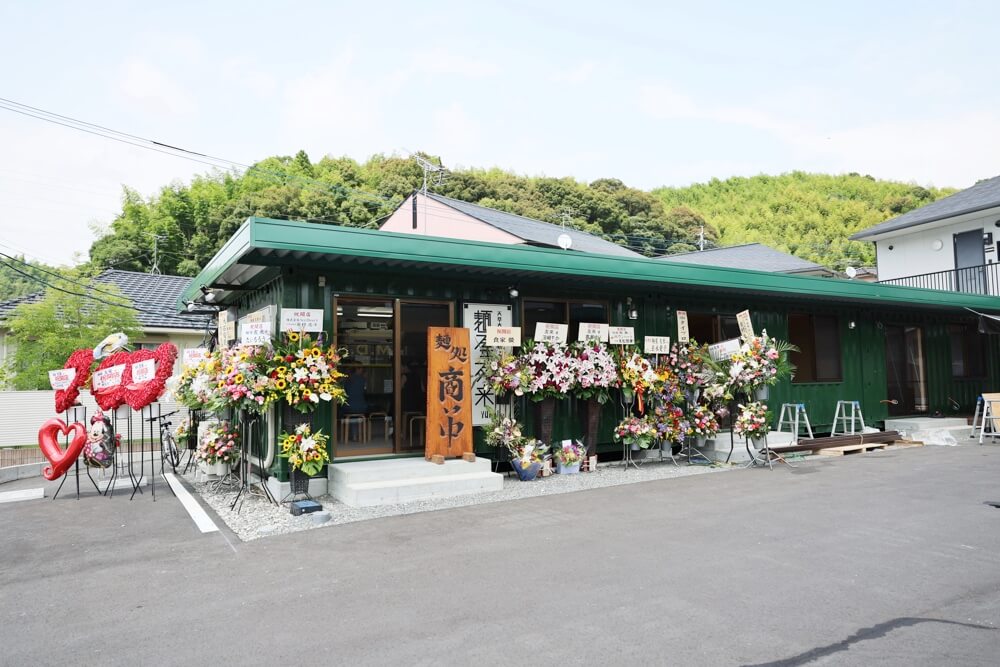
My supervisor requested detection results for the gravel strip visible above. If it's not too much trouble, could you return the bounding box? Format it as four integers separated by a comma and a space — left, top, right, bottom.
186, 457, 736, 542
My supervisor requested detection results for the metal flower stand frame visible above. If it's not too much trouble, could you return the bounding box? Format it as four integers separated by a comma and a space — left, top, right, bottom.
52, 405, 102, 500
230, 413, 278, 512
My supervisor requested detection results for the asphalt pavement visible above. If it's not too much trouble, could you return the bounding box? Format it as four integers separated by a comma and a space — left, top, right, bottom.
2, 445, 999, 666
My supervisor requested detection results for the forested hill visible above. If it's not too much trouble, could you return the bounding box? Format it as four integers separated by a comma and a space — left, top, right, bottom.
654, 172, 956, 270
85, 152, 957, 279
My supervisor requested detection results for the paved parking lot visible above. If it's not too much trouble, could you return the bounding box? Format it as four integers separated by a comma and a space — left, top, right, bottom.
2, 445, 1000, 666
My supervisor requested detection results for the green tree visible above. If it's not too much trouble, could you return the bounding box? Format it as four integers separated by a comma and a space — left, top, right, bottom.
3, 280, 140, 390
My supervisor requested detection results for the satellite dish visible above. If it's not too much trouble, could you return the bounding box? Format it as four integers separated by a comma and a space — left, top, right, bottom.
845, 266, 858, 279
557, 233, 573, 250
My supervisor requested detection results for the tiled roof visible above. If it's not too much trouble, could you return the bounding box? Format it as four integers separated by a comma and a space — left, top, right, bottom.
0, 270, 210, 330
425, 192, 642, 258
655, 243, 831, 274
851, 175, 1000, 240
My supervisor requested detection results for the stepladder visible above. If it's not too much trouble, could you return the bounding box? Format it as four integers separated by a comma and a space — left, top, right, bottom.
777, 403, 814, 443
831, 400, 866, 436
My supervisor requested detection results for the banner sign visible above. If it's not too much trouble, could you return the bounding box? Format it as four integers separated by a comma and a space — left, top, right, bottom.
737, 310, 755, 341
238, 306, 275, 345
93, 364, 126, 390
608, 326, 635, 345
218, 310, 236, 345
426, 327, 473, 459
677, 310, 690, 343
534, 322, 569, 345
486, 326, 521, 347
578, 323, 609, 342
708, 337, 742, 361
48, 368, 76, 391
644, 336, 671, 354
182, 348, 208, 366
462, 303, 512, 427
131, 358, 156, 384
280, 308, 324, 332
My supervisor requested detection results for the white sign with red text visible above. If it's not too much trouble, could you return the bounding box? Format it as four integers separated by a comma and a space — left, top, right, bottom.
93, 364, 126, 390
280, 308, 324, 332
48, 368, 76, 390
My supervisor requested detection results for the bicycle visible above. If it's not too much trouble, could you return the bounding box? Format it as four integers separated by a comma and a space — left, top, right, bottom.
146, 409, 182, 472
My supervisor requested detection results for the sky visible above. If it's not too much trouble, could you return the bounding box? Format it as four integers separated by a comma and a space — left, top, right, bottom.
2, 1, 999, 266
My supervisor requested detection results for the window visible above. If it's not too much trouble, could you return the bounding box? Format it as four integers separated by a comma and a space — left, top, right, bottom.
949, 323, 986, 378
522, 299, 608, 341
788, 314, 842, 383
686, 313, 741, 344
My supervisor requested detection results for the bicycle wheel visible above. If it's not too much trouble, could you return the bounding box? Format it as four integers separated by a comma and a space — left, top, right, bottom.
161, 432, 181, 470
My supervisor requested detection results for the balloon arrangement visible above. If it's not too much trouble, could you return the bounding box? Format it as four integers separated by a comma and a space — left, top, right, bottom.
39, 335, 178, 481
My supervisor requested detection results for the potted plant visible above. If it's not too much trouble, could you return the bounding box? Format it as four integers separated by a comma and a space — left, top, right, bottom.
278, 423, 330, 495
687, 404, 720, 449
613, 415, 657, 451
509, 439, 548, 481
553, 440, 585, 474
195, 422, 240, 477
734, 401, 771, 448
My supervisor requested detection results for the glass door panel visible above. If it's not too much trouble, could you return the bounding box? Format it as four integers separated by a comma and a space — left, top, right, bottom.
885, 325, 927, 416
335, 299, 395, 456
399, 302, 452, 451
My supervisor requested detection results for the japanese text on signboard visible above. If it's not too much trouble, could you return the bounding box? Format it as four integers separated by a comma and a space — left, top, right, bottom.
463, 304, 512, 427
426, 327, 473, 459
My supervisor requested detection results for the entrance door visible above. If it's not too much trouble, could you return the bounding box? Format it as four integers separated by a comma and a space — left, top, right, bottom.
334, 297, 452, 457
954, 229, 985, 294
884, 325, 928, 416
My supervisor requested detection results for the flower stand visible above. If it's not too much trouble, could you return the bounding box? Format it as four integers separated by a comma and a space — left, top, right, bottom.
536, 397, 556, 445
283, 468, 315, 503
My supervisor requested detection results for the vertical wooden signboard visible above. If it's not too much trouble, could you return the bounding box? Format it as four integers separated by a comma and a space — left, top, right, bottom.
426, 327, 474, 462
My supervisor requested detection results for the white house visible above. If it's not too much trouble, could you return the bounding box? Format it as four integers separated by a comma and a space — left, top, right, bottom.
851, 175, 1000, 293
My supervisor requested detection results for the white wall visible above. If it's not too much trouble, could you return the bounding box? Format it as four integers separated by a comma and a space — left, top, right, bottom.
875, 211, 1000, 281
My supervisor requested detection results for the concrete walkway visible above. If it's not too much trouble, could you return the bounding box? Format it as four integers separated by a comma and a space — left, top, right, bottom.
1, 445, 999, 665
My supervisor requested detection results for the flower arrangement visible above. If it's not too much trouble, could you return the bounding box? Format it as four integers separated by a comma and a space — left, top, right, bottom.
613, 415, 657, 449
278, 423, 330, 476
266, 333, 348, 413
195, 422, 240, 466
618, 350, 664, 412
486, 350, 531, 397
484, 408, 524, 457
687, 404, 720, 439
554, 440, 585, 466
214, 345, 274, 413
727, 331, 797, 394
652, 403, 690, 445
733, 401, 771, 439
174, 417, 191, 441
173, 356, 221, 410
521, 340, 578, 401
512, 439, 548, 466
667, 341, 714, 393
572, 342, 619, 404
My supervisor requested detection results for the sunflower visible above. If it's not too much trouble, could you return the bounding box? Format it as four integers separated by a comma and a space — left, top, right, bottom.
302, 388, 312, 397
288, 332, 300, 342
234, 373, 245, 384
275, 379, 287, 390
276, 366, 287, 375
310, 347, 322, 357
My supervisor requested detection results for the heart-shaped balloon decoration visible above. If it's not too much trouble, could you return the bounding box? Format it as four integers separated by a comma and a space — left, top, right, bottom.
123, 343, 177, 410
54, 348, 94, 414
90, 350, 131, 411
38, 418, 87, 481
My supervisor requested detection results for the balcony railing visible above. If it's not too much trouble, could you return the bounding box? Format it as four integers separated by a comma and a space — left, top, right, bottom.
878, 262, 1000, 295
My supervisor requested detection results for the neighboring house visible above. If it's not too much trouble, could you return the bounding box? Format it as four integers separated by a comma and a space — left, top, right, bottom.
851, 175, 1000, 294
656, 243, 839, 278
379, 191, 642, 257
0, 270, 211, 378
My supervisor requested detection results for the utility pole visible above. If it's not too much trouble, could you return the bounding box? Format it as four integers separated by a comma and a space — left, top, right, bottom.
145, 232, 166, 274
699, 225, 705, 251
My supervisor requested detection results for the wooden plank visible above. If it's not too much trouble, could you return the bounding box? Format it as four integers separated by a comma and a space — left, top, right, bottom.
425, 327, 473, 460
770, 431, 901, 454
818, 443, 888, 456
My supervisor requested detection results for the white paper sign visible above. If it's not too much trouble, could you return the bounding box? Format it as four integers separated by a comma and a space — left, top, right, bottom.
608, 326, 635, 345
93, 364, 126, 390
486, 326, 521, 347
48, 368, 76, 390
534, 322, 569, 345
578, 322, 609, 342
280, 308, 324, 332
677, 310, 690, 343
131, 358, 156, 384
737, 310, 755, 341
182, 348, 208, 366
218, 311, 235, 344
241, 321, 271, 345
644, 336, 672, 354
708, 338, 742, 361
463, 303, 513, 427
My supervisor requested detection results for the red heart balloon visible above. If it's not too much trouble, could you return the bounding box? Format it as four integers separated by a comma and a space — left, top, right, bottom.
90, 350, 130, 411
38, 418, 87, 481
123, 343, 177, 410
54, 348, 94, 414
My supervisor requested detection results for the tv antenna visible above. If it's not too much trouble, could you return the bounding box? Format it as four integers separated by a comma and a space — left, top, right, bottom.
413, 155, 447, 194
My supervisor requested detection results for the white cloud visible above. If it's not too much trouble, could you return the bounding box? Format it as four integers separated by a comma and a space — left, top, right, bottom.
116, 59, 198, 116
220, 58, 277, 97
404, 48, 501, 78
550, 61, 596, 84
637, 83, 699, 119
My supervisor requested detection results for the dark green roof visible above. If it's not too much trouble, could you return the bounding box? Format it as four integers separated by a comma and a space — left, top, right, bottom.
181, 217, 1000, 314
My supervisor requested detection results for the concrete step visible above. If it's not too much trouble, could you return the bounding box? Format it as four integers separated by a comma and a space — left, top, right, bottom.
329, 456, 492, 484
333, 471, 503, 507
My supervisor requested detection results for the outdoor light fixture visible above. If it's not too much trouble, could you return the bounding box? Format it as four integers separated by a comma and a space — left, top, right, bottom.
200, 285, 217, 303
848, 321, 856, 330
626, 297, 639, 320
508, 287, 519, 298
185, 301, 195, 312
